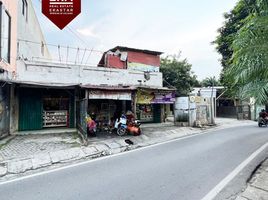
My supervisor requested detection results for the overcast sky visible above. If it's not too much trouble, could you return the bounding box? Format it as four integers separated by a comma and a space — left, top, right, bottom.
32, 0, 238, 80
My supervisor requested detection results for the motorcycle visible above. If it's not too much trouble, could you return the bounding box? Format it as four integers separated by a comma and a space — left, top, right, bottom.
258, 117, 268, 127
127, 120, 141, 136
114, 115, 142, 136
114, 115, 128, 136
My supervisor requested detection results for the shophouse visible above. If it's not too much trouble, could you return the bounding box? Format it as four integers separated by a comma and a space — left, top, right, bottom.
0, 0, 51, 135
96, 46, 175, 124
1, 1, 175, 137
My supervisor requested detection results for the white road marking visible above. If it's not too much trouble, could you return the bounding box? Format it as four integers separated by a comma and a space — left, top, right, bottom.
201, 142, 268, 200
0, 130, 214, 185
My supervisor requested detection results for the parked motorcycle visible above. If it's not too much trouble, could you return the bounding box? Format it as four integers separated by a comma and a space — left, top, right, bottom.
114, 115, 128, 136
114, 115, 142, 136
127, 120, 141, 136
258, 117, 268, 127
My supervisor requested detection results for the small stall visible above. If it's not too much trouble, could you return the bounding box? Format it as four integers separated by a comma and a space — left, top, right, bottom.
136, 87, 176, 123
79, 85, 135, 134
18, 85, 76, 131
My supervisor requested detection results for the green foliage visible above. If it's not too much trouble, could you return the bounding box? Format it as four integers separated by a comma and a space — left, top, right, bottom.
213, 0, 256, 85
224, 0, 268, 104
160, 54, 199, 96
201, 77, 221, 87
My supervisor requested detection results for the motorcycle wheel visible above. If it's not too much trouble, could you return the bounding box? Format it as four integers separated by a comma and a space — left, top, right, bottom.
258, 123, 262, 127
134, 128, 141, 136
117, 127, 126, 136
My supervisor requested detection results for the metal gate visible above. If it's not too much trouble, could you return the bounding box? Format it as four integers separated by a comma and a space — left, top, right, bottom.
76, 99, 88, 138
0, 84, 10, 138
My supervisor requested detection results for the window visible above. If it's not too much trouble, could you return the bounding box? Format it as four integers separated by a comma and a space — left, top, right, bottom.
0, 4, 11, 63
22, 0, 28, 21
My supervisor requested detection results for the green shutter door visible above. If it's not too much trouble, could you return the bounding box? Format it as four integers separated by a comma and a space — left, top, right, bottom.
153, 104, 162, 123
19, 89, 43, 131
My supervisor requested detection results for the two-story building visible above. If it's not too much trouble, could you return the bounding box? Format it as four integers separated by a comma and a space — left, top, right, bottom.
0, 0, 50, 137
95, 46, 175, 124
1, 0, 175, 138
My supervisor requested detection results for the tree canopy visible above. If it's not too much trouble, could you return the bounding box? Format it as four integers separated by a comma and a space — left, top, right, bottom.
201, 77, 220, 87
214, 0, 268, 104
160, 54, 199, 96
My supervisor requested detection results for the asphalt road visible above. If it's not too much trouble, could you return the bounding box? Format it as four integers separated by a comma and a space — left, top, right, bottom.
1, 125, 268, 200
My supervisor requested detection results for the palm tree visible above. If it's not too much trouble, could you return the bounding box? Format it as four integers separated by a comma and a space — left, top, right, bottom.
226, 0, 268, 104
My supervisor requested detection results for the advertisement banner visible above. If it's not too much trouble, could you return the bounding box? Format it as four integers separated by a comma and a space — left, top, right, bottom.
42, 0, 81, 29
137, 90, 175, 104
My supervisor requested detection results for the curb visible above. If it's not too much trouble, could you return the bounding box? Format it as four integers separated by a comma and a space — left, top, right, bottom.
0, 120, 256, 180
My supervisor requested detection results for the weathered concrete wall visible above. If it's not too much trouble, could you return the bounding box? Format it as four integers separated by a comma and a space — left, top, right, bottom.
0, 83, 10, 137
0, 0, 18, 73
16, 0, 51, 62
175, 96, 214, 127
16, 60, 163, 87
9, 84, 19, 134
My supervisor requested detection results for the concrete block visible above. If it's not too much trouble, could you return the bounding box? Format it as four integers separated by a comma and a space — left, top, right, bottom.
94, 144, 109, 153
235, 196, 248, 200
81, 146, 99, 157
115, 139, 130, 147
50, 148, 84, 163
104, 142, 121, 149
32, 153, 52, 169
0, 165, 7, 177
8, 159, 33, 174
139, 134, 149, 141
108, 148, 121, 155
252, 171, 268, 191
242, 186, 268, 200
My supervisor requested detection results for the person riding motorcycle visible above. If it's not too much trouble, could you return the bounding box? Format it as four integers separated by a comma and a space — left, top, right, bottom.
259, 109, 268, 127
259, 109, 268, 119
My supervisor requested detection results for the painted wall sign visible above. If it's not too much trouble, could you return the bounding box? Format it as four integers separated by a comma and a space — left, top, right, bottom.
128, 62, 160, 72
137, 90, 175, 104
42, 0, 81, 29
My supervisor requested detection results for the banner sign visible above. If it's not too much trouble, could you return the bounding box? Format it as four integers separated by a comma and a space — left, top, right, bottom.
137, 90, 175, 104
42, 0, 81, 29
128, 62, 160, 72
88, 91, 132, 101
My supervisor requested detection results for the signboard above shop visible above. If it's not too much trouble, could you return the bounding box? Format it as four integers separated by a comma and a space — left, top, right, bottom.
137, 89, 175, 104
88, 90, 132, 101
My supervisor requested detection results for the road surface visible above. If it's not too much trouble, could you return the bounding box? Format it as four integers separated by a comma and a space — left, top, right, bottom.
1, 125, 268, 200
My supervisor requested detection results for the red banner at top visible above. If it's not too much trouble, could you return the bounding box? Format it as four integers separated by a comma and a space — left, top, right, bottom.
42, 0, 81, 30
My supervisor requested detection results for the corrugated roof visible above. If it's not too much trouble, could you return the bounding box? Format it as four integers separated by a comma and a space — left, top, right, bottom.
111, 46, 163, 55
10, 80, 78, 88
81, 84, 136, 91
98, 46, 163, 67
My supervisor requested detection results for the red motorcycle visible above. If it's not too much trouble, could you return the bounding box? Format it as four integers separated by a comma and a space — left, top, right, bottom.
127, 120, 141, 136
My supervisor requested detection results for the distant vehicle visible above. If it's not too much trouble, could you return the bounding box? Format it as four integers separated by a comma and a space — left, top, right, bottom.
258, 109, 268, 127
258, 117, 268, 127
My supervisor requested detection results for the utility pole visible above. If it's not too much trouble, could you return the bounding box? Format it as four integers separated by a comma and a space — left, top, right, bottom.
210, 77, 215, 125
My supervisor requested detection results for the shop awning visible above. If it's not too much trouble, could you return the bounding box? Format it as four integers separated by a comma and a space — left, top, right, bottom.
10, 80, 78, 88
81, 85, 134, 100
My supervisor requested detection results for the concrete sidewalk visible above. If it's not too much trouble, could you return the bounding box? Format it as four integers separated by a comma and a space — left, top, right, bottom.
0, 118, 255, 181
236, 159, 268, 200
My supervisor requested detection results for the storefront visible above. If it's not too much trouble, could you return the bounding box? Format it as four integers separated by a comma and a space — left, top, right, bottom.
136, 87, 176, 123
78, 85, 135, 135
18, 86, 76, 131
